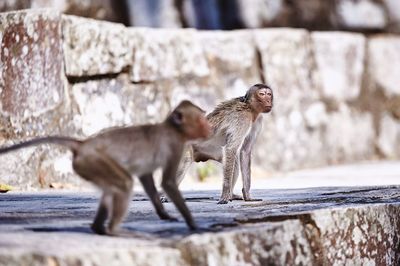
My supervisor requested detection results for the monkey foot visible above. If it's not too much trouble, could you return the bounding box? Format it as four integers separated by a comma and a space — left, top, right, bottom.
91, 224, 107, 235
243, 198, 263, 202
217, 197, 231, 204
159, 214, 178, 222
231, 194, 243, 200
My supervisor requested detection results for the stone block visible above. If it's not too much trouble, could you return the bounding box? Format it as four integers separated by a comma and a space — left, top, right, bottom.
198, 30, 261, 98
312, 32, 366, 101
0, 9, 64, 119
70, 74, 172, 136
324, 105, 375, 164
377, 113, 400, 158
254, 28, 317, 115
368, 35, 400, 97
384, 0, 400, 33
129, 28, 209, 82
62, 15, 132, 77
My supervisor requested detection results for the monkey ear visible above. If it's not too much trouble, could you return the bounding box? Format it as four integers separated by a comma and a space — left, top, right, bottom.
170, 110, 183, 126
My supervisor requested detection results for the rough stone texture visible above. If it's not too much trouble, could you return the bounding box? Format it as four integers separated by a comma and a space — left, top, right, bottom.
312, 32, 366, 101
129, 28, 209, 82
70, 74, 173, 136
377, 113, 400, 158
384, 0, 400, 33
1, 186, 400, 265
324, 105, 376, 164
255, 28, 317, 114
368, 35, 400, 97
312, 205, 400, 265
62, 15, 132, 77
198, 30, 261, 99
0, 9, 64, 119
253, 29, 322, 171
0, 8, 399, 185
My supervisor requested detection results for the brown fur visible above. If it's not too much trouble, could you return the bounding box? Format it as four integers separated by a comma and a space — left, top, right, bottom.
0, 100, 210, 234
175, 84, 273, 204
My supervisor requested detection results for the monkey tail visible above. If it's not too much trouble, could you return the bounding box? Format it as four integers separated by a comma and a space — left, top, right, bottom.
0, 136, 83, 154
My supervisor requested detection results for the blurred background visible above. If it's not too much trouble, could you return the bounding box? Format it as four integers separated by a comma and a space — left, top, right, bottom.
0, 0, 399, 191
1, 0, 400, 32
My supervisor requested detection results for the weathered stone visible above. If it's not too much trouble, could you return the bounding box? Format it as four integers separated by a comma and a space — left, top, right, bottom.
169, 77, 221, 114
179, 221, 313, 265
70, 74, 173, 136
304, 101, 328, 129
324, 105, 375, 164
198, 30, 261, 98
255, 112, 326, 171
377, 113, 400, 158
384, 0, 400, 33
1, 187, 400, 265
0, 146, 41, 189
368, 35, 400, 97
71, 78, 129, 136
312, 205, 400, 265
129, 28, 209, 82
0, 9, 64, 119
335, 0, 387, 30
62, 15, 132, 77
255, 28, 317, 114
312, 32, 366, 101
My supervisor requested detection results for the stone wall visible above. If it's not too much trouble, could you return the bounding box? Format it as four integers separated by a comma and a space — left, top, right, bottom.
0, 9, 399, 188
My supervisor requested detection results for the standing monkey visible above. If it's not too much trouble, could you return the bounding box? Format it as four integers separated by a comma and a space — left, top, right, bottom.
176, 84, 273, 204
0, 100, 211, 235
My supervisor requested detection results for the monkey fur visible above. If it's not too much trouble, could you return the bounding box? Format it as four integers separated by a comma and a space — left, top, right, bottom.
0, 100, 211, 235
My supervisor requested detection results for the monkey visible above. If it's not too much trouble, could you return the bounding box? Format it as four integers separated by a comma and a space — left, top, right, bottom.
175, 84, 273, 204
0, 100, 211, 235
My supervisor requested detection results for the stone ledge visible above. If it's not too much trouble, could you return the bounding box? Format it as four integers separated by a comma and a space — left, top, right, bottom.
0, 186, 399, 265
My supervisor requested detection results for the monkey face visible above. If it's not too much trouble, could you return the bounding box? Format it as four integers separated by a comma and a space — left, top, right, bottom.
170, 101, 212, 140
254, 88, 273, 113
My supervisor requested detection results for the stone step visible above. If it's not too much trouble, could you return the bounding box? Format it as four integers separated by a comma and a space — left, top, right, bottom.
0, 186, 399, 265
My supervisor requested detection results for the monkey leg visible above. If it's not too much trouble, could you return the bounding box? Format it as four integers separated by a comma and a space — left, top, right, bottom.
107, 187, 132, 236
91, 192, 112, 235
73, 151, 134, 236
161, 148, 193, 203
162, 164, 197, 230
218, 149, 238, 204
139, 174, 178, 221
230, 159, 243, 201
240, 150, 262, 202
